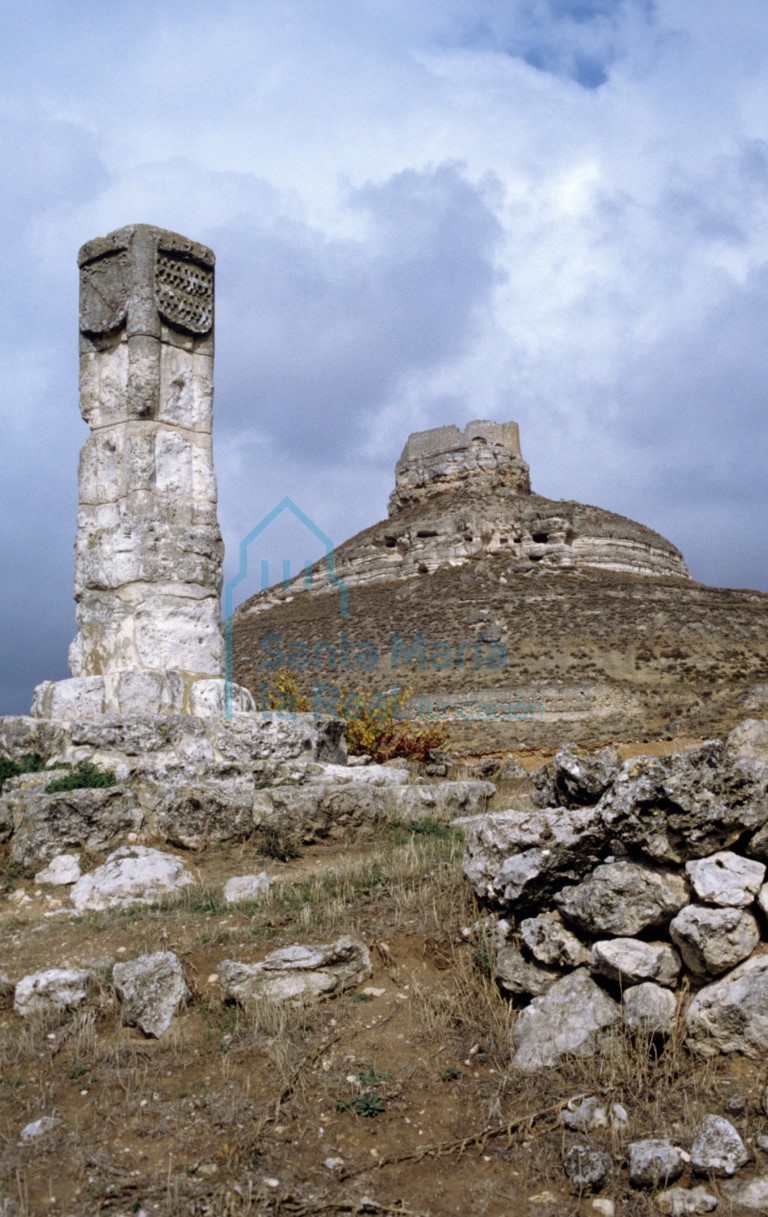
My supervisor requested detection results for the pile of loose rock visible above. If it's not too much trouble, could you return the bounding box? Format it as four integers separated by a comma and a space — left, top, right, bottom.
459, 719, 768, 1071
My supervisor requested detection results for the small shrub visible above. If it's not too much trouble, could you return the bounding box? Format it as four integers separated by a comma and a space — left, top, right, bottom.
358, 1068, 391, 1087
405, 817, 463, 841
337, 686, 448, 763
0, 752, 45, 793
260, 828, 302, 862
336, 1090, 384, 1117
260, 669, 308, 713
45, 761, 117, 794
440, 1066, 462, 1082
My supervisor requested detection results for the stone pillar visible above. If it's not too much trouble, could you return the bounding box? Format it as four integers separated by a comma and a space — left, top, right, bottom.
33, 224, 253, 718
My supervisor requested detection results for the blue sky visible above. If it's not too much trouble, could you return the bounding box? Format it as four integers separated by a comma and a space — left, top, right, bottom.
1, 0, 768, 712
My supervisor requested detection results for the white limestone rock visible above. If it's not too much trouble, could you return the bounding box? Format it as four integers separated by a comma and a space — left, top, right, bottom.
14, 968, 91, 1019
519, 911, 591, 969
670, 903, 759, 976
726, 718, 768, 765
34, 853, 82, 886
690, 1114, 748, 1177
223, 873, 271, 903
112, 951, 189, 1038
555, 862, 689, 936
291, 762, 409, 786
591, 938, 681, 988
69, 845, 193, 912
511, 969, 621, 1072
628, 1140, 684, 1189
685, 955, 768, 1057
20, 1116, 63, 1141
655, 1185, 718, 1215
722, 1176, 768, 1210
560, 1096, 626, 1133
685, 851, 765, 906
384, 780, 494, 822
623, 983, 678, 1037
219, 936, 371, 1006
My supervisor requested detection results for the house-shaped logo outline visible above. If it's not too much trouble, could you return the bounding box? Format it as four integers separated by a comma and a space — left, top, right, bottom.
223, 496, 349, 718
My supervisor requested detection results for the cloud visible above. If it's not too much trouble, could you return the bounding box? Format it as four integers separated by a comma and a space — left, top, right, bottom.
1, 0, 768, 712
213, 163, 504, 461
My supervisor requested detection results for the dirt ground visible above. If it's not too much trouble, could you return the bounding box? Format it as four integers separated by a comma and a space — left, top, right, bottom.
1, 790, 767, 1216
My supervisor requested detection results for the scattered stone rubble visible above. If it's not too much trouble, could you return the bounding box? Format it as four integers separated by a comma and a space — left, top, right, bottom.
460, 719, 768, 1071
0, 712, 493, 869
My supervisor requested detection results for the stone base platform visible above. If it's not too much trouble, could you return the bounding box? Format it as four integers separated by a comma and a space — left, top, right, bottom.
32, 671, 255, 719
0, 710, 495, 870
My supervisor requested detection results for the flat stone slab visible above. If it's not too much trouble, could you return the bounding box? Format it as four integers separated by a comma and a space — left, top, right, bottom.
219, 936, 372, 1006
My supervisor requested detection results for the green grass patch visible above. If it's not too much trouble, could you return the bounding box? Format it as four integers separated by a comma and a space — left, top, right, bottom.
0, 752, 45, 793
45, 761, 117, 793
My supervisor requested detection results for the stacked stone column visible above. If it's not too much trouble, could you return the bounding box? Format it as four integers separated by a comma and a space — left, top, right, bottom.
33, 224, 252, 717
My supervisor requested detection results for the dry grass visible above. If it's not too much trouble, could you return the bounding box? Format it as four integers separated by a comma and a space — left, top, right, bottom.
2, 824, 768, 1216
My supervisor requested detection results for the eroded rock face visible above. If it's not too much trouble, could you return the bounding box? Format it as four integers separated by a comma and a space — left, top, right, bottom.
154, 775, 255, 850
8, 787, 143, 870
219, 937, 371, 1006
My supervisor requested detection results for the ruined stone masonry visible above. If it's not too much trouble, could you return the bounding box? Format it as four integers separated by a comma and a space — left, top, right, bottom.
33, 224, 253, 718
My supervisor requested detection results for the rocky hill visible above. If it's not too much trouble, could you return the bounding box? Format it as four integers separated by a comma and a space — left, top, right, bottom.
234, 422, 768, 754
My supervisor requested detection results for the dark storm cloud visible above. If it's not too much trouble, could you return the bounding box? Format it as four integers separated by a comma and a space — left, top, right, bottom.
212, 164, 503, 461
